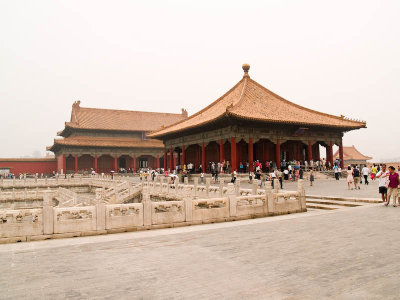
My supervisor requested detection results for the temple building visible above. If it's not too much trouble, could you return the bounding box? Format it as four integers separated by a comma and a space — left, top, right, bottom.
333, 145, 372, 166
48, 101, 187, 173
149, 64, 367, 172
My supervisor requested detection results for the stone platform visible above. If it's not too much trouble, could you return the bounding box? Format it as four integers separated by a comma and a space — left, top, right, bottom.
1, 203, 398, 299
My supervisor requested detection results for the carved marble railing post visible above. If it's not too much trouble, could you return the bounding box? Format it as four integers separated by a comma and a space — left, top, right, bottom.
95, 188, 106, 231
159, 176, 164, 193
205, 178, 211, 197
227, 183, 237, 217
174, 178, 179, 195
219, 178, 224, 198
184, 176, 188, 185
43, 190, 54, 235
273, 179, 280, 192
184, 185, 193, 222
265, 181, 274, 215
143, 191, 152, 226
297, 179, 307, 211
252, 180, 258, 195
193, 177, 198, 197
235, 179, 241, 196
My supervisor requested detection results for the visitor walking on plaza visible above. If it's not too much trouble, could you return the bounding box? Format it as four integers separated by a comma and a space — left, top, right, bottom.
309, 170, 314, 186
353, 166, 361, 189
377, 165, 389, 203
362, 165, 370, 185
347, 166, 354, 190
333, 164, 340, 180
385, 166, 400, 207
371, 164, 378, 180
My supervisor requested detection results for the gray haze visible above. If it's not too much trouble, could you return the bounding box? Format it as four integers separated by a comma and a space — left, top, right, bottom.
0, 0, 399, 161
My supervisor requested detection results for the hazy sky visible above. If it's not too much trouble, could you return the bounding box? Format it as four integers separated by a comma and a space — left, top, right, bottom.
1, 0, 399, 161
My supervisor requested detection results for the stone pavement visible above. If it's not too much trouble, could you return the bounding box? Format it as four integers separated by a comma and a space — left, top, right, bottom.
1, 203, 399, 299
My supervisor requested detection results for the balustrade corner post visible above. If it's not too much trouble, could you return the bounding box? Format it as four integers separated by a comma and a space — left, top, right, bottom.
273, 179, 280, 192
227, 183, 237, 217
184, 176, 188, 185
43, 190, 54, 235
297, 179, 307, 211
252, 180, 258, 195
193, 177, 198, 197
265, 183, 274, 215
235, 178, 241, 196
205, 177, 211, 197
95, 188, 106, 231
142, 192, 152, 226
159, 176, 164, 193
184, 186, 193, 222
219, 178, 224, 198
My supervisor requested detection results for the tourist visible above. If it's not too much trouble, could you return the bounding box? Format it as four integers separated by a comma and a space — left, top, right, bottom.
384, 166, 399, 207
346, 166, 354, 190
283, 168, 289, 180
270, 170, 277, 189
362, 165, 370, 185
248, 171, 253, 184
277, 168, 283, 189
333, 164, 340, 180
231, 170, 237, 183
371, 164, 377, 180
309, 170, 314, 186
353, 166, 361, 190
376, 164, 388, 203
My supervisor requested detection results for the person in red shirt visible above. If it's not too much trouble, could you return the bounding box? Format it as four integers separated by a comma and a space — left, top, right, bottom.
385, 166, 400, 207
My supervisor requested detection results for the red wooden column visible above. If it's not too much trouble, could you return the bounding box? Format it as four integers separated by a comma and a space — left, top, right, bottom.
74, 154, 78, 173
114, 155, 118, 172
133, 155, 137, 172
339, 142, 344, 168
201, 142, 206, 172
329, 141, 334, 166
230, 137, 237, 171
94, 155, 98, 173
177, 149, 181, 166
248, 138, 254, 171
169, 148, 173, 171
59, 154, 66, 174
219, 139, 224, 162
308, 141, 313, 162
156, 155, 160, 169
275, 139, 281, 168
164, 149, 167, 170
182, 145, 186, 166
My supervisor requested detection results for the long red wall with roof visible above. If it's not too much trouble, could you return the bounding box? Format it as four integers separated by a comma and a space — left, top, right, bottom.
0, 159, 57, 175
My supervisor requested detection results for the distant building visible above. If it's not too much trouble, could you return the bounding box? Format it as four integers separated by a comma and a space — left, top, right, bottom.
0, 158, 57, 175
47, 101, 187, 173
333, 145, 372, 166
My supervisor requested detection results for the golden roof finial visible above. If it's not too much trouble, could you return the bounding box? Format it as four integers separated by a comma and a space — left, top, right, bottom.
242, 63, 250, 78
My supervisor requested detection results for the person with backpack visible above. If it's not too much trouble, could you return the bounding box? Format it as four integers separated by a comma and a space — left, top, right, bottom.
353, 166, 361, 190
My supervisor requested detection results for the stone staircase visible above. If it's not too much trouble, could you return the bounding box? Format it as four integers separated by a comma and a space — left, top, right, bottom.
306, 195, 382, 211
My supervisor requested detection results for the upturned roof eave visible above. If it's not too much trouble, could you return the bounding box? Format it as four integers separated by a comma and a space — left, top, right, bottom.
227, 111, 367, 130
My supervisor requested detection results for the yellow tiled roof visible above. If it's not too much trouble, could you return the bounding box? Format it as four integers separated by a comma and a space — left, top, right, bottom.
63, 103, 187, 133
150, 67, 366, 138
334, 146, 372, 161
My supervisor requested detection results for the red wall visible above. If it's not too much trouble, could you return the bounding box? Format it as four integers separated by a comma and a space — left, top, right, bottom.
0, 159, 57, 175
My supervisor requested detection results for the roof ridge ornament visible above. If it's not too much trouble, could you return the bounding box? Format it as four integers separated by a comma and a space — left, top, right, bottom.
242, 63, 250, 78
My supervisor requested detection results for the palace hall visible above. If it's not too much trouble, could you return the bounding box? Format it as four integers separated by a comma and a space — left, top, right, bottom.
149, 64, 366, 172
48, 101, 187, 173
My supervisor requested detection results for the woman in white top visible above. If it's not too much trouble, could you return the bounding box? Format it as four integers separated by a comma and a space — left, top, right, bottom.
347, 166, 354, 190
